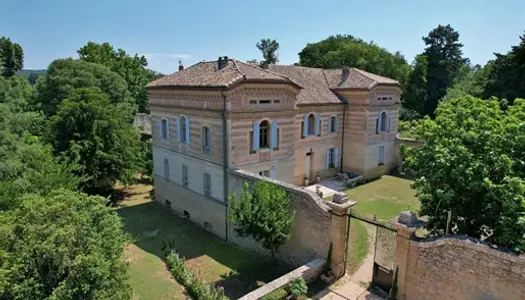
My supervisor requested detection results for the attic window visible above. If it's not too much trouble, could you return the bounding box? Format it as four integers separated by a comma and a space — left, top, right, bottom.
249, 100, 257, 104
259, 100, 271, 104
273, 100, 280, 104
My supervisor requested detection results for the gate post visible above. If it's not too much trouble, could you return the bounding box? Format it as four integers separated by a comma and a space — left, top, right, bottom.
326, 194, 356, 278
391, 211, 421, 300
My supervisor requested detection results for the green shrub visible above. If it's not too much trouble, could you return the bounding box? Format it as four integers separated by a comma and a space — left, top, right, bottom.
289, 277, 308, 299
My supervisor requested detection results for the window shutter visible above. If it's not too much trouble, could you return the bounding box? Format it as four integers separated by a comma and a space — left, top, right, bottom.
167, 120, 171, 140
335, 116, 340, 132
185, 117, 191, 144
315, 113, 321, 136
303, 114, 308, 137
327, 116, 332, 133
271, 120, 278, 149
176, 117, 181, 142
159, 120, 164, 138
269, 166, 276, 179
326, 150, 330, 169
377, 112, 382, 133
253, 120, 260, 150
376, 118, 379, 134
334, 148, 339, 168
387, 112, 391, 132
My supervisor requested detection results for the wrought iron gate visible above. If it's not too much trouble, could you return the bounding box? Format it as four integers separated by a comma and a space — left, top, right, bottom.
346, 211, 397, 292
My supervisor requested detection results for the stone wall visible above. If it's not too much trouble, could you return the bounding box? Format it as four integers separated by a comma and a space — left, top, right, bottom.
228, 169, 333, 266
394, 134, 424, 171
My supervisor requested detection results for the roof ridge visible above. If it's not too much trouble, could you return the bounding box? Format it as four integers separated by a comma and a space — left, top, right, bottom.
235, 60, 302, 87
230, 59, 244, 77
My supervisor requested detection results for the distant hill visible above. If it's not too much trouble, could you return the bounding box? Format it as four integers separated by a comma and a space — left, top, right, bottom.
16, 69, 47, 77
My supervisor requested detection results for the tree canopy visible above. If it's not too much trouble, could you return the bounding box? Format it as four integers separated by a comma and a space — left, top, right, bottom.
256, 39, 280, 64
403, 96, 525, 252
0, 189, 131, 299
298, 34, 410, 86
0, 37, 23, 77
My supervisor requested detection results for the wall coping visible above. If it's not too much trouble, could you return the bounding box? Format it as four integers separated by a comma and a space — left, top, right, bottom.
228, 169, 331, 214
411, 235, 525, 263
395, 133, 424, 144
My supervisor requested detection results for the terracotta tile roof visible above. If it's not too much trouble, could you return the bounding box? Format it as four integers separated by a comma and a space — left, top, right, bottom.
323, 67, 399, 89
146, 59, 298, 88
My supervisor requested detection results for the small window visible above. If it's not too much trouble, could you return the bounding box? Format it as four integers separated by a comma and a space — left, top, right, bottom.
259, 120, 269, 148
249, 100, 257, 104
259, 100, 271, 104
381, 112, 387, 131
161, 119, 168, 140
163, 158, 170, 179
203, 173, 211, 197
273, 100, 280, 104
378, 146, 385, 165
182, 165, 188, 187
377, 97, 381, 101
202, 126, 210, 150
330, 116, 336, 133
328, 148, 335, 169
180, 116, 187, 143
307, 114, 315, 135
388, 97, 392, 101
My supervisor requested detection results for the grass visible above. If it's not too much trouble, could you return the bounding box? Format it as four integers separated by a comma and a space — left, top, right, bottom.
346, 219, 370, 274
115, 183, 292, 300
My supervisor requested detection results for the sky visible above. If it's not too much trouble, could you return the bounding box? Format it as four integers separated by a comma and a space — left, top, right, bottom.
2, 0, 525, 74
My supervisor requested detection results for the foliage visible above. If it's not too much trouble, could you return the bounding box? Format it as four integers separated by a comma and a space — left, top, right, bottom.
256, 39, 280, 64
397, 120, 422, 140
0, 37, 24, 77
165, 250, 229, 300
403, 96, 525, 252
298, 34, 410, 86
483, 32, 525, 104
403, 55, 428, 115
228, 181, 294, 261
390, 266, 398, 300
289, 277, 308, 299
0, 189, 132, 299
34, 58, 133, 117
78, 41, 164, 113
442, 63, 490, 102
49, 87, 142, 195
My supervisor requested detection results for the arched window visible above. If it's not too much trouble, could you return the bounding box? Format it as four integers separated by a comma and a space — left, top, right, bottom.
180, 116, 187, 142
330, 116, 336, 133
381, 112, 387, 131
259, 120, 269, 148
161, 119, 168, 140
308, 114, 315, 135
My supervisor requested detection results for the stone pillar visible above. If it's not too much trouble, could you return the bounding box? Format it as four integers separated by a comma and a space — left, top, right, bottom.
391, 211, 420, 300
326, 193, 356, 278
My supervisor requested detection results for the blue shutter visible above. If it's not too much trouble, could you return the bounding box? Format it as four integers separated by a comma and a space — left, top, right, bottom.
167, 120, 171, 140
334, 148, 339, 168
253, 120, 260, 150
377, 112, 382, 133
327, 116, 332, 133
185, 117, 191, 144
303, 114, 308, 137
176, 117, 181, 142
269, 166, 276, 179
315, 113, 321, 136
159, 120, 164, 138
335, 116, 340, 132
326, 149, 330, 169
271, 120, 278, 149
387, 112, 391, 132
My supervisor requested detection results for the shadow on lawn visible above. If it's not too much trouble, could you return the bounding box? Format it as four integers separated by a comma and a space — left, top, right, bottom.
116, 201, 292, 299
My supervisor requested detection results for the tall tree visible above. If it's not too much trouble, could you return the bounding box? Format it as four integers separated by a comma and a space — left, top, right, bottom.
483, 32, 525, 104
403, 96, 525, 252
49, 88, 142, 195
421, 24, 466, 116
34, 58, 133, 117
0, 190, 132, 299
256, 39, 280, 64
442, 63, 491, 102
298, 35, 410, 86
229, 181, 294, 262
78, 42, 159, 113
0, 37, 23, 77
403, 55, 428, 117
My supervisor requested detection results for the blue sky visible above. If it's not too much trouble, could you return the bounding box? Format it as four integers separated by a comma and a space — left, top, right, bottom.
2, 0, 524, 74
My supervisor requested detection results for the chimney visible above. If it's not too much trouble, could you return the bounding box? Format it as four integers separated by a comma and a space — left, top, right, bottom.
178, 59, 184, 71
218, 56, 228, 70
342, 67, 350, 82
260, 60, 269, 69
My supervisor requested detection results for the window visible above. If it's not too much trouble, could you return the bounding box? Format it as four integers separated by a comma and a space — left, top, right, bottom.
164, 158, 170, 179
329, 116, 336, 133
249, 100, 257, 104
182, 165, 188, 187
202, 126, 210, 150
180, 116, 187, 143
259, 100, 271, 104
203, 173, 211, 197
381, 112, 387, 131
161, 119, 168, 140
328, 149, 335, 169
273, 100, 280, 104
307, 114, 315, 135
259, 120, 269, 148
378, 146, 384, 165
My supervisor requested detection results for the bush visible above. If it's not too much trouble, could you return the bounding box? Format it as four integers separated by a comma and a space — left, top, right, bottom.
289, 277, 308, 299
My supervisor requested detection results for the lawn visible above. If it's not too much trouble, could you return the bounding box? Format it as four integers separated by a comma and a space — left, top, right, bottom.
346, 219, 370, 274
115, 183, 292, 300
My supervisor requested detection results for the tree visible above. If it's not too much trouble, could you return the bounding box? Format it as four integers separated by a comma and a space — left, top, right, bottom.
403, 55, 428, 117
0, 189, 131, 299
421, 25, 466, 116
483, 32, 525, 104
78, 42, 159, 113
256, 39, 280, 64
34, 58, 133, 117
228, 181, 294, 261
0, 37, 23, 77
442, 63, 490, 102
298, 34, 411, 86
49, 88, 142, 195
403, 96, 525, 252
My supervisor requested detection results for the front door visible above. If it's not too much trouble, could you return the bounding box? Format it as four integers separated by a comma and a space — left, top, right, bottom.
305, 154, 311, 180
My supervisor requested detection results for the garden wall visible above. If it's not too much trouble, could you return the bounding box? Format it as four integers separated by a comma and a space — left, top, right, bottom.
394, 134, 424, 171
228, 169, 333, 266
394, 219, 525, 300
